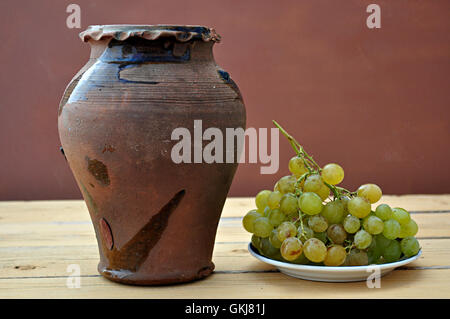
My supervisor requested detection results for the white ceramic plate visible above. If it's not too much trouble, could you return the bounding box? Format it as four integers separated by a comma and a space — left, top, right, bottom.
248, 243, 422, 282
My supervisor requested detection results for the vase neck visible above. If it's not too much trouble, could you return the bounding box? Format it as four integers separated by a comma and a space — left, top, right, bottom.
88, 37, 214, 64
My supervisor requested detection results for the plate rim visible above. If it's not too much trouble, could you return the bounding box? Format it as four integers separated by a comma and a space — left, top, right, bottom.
248, 243, 422, 272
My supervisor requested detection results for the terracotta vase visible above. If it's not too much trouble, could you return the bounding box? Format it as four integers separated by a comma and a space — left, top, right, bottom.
58, 25, 246, 285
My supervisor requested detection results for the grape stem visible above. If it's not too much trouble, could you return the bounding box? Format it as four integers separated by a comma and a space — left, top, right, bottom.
336, 186, 357, 196
344, 241, 355, 253
272, 121, 321, 172
296, 210, 308, 240
323, 181, 340, 199
273, 120, 356, 199
294, 172, 309, 191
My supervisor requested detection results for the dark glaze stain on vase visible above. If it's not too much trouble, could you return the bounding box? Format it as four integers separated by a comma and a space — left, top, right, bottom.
58, 25, 245, 285
101, 144, 115, 153
86, 157, 110, 186
101, 190, 186, 276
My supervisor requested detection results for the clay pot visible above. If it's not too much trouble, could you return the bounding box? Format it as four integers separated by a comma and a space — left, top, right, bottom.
58, 25, 246, 285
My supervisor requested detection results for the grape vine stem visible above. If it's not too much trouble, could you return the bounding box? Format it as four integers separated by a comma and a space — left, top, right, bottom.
273, 120, 356, 199
272, 120, 321, 171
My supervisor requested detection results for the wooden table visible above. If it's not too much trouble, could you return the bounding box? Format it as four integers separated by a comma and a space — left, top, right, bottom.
0, 195, 449, 299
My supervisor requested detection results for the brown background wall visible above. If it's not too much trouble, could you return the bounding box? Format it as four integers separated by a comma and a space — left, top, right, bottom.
0, 0, 449, 200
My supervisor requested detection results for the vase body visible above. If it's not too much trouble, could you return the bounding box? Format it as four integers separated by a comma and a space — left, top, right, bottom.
58, 25, 246, 285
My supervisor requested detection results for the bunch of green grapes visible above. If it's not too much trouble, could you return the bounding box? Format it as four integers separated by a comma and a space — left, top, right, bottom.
243, 121, 421, 266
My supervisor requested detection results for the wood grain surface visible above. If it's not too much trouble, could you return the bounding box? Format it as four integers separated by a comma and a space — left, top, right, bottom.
0, 195, 449, 298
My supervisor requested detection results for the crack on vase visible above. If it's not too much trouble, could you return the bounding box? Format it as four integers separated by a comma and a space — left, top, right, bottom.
117, 63, 160, 84
100, 217, 114, 250
217, 69, 243, 101
58, 73, 84, 116
59, 146, 67, 160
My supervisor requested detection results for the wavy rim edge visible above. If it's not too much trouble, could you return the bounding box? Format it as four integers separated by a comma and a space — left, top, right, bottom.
248, 243, 422, 272
79, 24, 221, 43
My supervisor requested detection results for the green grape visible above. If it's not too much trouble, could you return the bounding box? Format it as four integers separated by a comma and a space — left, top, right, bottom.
297, 225, 314, 242
308, 215, 328, 233
324, 245, 347, 266
340, 196, 350, 211
280, 237, 303, 261
260, 237, 280, 258
279, 193, 298, 215
383, 219, 401, 240
400, 237, 420, 257
327, 224, 347, 244
316, 183, 330, 201
271, 251, 283, 261
303, 238, 327, 263
375, 234, 391, 251
357, 184, 382, 204
298, 192, 323, 215
303, 174, 324, 193
273, 182, 280, 192
277, 221, 297, 242
321, 163, 345, 185
285, 211, 299, 223
392, 207, 411, 225
267, 191, 283, 209
321, 200, 345, 224
364, 215, 384, 235
256, 206, 265, 215
345, 249, 369, 266
367, 237, 382, 264
267, 208, 285, 227
242, 210, 262, 233
399, 219, 418, 238
348, 197, 371, 218
375, 203, 392, 221
291, 253, 310, 265
255, 190, 271, 210
354, 229, 372, 249
361, 211, 376, 227
263, 206, 271, 217
277, 175, 296, 194
313, 231, 328, 244
251, 235, 262, 253
269, 229, 282, 248
343, 215, 360, 234
384, 240, 402, 263
253, 217, 273, 238
288, 156, 308, 177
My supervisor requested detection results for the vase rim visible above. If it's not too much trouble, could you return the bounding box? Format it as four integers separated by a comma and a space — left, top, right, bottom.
79, 24, 221, 43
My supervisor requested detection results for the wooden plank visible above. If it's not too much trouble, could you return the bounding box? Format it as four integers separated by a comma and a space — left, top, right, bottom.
0, 211, 448, 248
0, 239, 448, 280
0, 269, 449, 299
0, 195, 449, 222
0, 196, 449, 299
0, 200, 88, 223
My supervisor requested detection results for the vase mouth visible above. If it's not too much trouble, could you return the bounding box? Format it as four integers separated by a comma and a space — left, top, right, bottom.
79, 25, 221, 43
